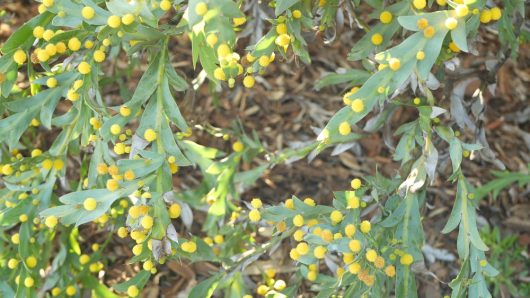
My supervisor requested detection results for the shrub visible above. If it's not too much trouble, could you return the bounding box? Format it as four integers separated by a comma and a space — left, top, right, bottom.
0, 0, 526, 297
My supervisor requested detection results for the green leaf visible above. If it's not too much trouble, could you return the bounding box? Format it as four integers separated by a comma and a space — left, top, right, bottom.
113, 271, 151, 292
189, 274, 220, 298
275, 0, 299, 16
1, 12, 54, 54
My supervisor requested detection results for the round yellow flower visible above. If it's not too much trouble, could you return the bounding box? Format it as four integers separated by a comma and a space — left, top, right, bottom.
338, 122, 351, 136
122, 14, 135, 25
490, 7, 501, 20
13, 49, 27, 65
371, 33, 383, 45
107, 15, 121, 28
127, 286, 138, 297
413, 0, 426, 10
348, 262, 361, 274
365, 249, 377, 262
350, 178, 362, 189
26, 256, 37, 268
389, 58, 401, 71
160, 0, 172, 11
206, 34, 218, 47
24, 277, 34, 288
480, 10, 491, 23
292, 10, 302, 19
106, 179, 119, 191
33, 26, 45, 38
93, 50, 106, 63
455, 4, 469, 17
195, 2, 208, 16
258, 55, 271, 67
344, 224, 356, 237
45, 216, 58, 228
416, 50, 425, 60
379, 11, 392, 24
293, 214, 304, 227
249, 209, 261, 222
445, 17, 458, 30
181, 241, 197, 253
141, 215, 154, 229
330, 210, 343, 224
243, 76, 255, 88
144, 128, 157, 142
423, 26, 435, 38
232, 141, 244, 152
360, 220, 371, 233
296, 242, 309, 255
314, 246, 327, 259
385, 265, 396, 277
169, 203, 181, 218
81, 6, 95, 19
400, 253, 414, 265
83, 197, 97, 211
417, 18, 429, 30
351, 99, 364, 113
78, 61, 91, 75
68, 37, 81, 51
349, 239, 362, 252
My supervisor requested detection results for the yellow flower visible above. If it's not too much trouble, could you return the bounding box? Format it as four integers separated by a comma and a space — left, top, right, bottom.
389, 58, 401, 71
314, 246, 327, 259
360, 220, 371, 233
293, 214, 304, 227
206, 34, 218, 47
78, 61, 91, 74
412, 0, 426, 10
445, 17, 458, 30
480, 10, 491, 23
379, 11, 392, 24
195, 2, 208, 16
400, 253, 414, 265
107, 15, 121, 28
344, 224, 356, 237
42, 29, 54, 41
417, 18, 429, 30
232, 141, 244, 152
375, 256, 385, 268
43, 0, 54, 7
349, 239, 362, 253
45, 216, 58, 228
416, 51, 425, 60
490, 7, 501, 20
122, 14, 135, 25
117, 227, 128, 238
53, 159, 64, 170
93, 50, 106, 63
348, 262, 361, 274
83, 197, 97, 211
307, 270, 317, 281
275, 34, 291, 47
285, 198, 294, 209
214, 67, 226, 81
233, 17, 246, 26
160, 0, 172, 11
330, 210, 343, 224
26, 256, 37, 268
13, 49, 27, 65
371, 33, 383, 45
276, 23, 288, 35
243, 76, 255, 88
351, 99, 364, 113
68, 37, 81, 51
338, 122, 351, 136
258, 55, 271, 67
455, 4, 469, 17
436, 0, 446, 6
292, 10, 302, 19
24, 277, 34, 288
296, 242, 309, 255
106, 179, 119, 191
249, 209, 261, 222
423, 26, 435, 38
413, 97, 422, 105
181, 241, 197, 253
33, 26, 45, 38
365, 249, 377, 262
141, 215, 154, 229
350, 178, 362, 189
144, 129, 157, 142
81, 6, 95, 19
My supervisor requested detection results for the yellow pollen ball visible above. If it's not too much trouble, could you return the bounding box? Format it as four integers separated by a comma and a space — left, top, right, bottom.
107, 15, 121, 28
195, 2, 208, 16
81, 6, 95, 19
243, 76, 255, 88
110, 124, 121, 135
417, 18, 429, 29
68, 38, 81, 51
144, 128, 157, 142
423, 26, 435, 38
351, 99, 364, 113
330, 210, 343, 224
455, 5, 469, 17
83, 197, 97, 211
169, 203, 181, 218
24, 277, 34, 288
379, 11, 393, 24
360, 220, 371, 233
338, 122, 351, 136
400, 254, 414, 265
292, 10, 302, 19
293, 214, 304, 227
480, 10, 491, 23
181, 241, 197, 253
258, 55, 271, 67
93, 50, 105, 63
206, 34, 218, 47
127, 286, 140, 297
249, 209, 261, 222
416, 51, 425, 60
389, 58, 401, 71
33, 26, 45, 38
351, 178, 362, 189
349, 239, 362, 252
43, 0, 54, 7
366, 249, 377, 262
13, 50, 27, 65
160, 0, 171, 11
122, 14, 135, 25
413, 0, 426, 10
490, 7, 501, 20
314, 246, 327, 259
47, 77, 58, 88
371, 33, 383, 45
78, 61, 91, 74
445, 17, 458, 30
232, 141, 244, 152
141, 215, 154, 229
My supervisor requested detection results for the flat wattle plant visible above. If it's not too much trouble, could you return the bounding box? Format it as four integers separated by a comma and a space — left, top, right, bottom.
0, 0, 524, 297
